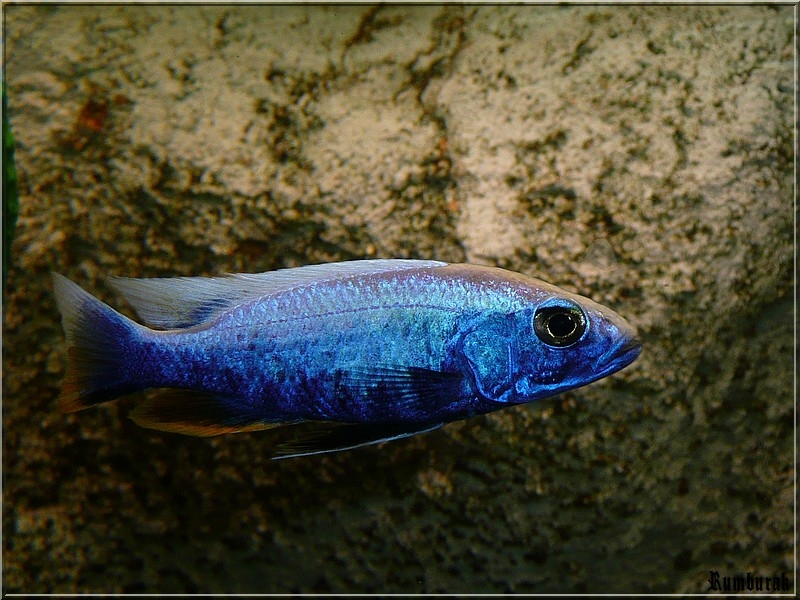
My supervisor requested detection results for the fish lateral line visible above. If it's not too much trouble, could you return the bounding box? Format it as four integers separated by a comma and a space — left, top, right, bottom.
231, 301, 463, 329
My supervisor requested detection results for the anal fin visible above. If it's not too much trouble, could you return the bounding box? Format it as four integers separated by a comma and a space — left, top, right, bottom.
271, 421, 442, 460
129, 388, 287, 437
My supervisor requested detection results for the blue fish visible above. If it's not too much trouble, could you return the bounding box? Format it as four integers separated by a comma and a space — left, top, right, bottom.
52, 260, 641, 459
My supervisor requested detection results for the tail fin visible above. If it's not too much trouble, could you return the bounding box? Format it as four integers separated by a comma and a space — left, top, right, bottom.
51, 273, 143, 412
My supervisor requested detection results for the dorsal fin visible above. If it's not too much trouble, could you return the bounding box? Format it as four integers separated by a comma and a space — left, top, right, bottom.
109, 259, 447, 329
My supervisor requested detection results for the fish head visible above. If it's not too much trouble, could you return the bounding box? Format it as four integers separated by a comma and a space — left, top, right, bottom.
458, 292, 641, 404
508, 293, 641, 402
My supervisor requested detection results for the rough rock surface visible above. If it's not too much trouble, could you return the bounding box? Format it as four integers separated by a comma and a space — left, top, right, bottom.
3, 5, 793, 593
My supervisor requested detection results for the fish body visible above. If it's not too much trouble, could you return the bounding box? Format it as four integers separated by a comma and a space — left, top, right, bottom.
52, 260, 641, 458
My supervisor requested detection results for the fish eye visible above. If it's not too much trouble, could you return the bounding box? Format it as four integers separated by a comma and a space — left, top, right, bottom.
533, 300, 587, 348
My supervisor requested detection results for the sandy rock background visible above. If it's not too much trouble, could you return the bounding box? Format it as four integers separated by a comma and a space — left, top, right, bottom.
3, 4, 793, 593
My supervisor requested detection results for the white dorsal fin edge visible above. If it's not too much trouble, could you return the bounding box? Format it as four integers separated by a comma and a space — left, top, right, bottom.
109, 259, 448, 330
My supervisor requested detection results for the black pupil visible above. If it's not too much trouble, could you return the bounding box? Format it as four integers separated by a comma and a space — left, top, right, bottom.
547, 312, 576, 338
533, 302, 587, 347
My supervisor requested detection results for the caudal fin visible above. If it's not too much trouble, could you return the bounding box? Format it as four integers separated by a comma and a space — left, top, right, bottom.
51, 273, 143, 412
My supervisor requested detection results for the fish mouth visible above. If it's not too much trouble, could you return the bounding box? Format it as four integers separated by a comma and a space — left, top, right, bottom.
592, 335, 642, 376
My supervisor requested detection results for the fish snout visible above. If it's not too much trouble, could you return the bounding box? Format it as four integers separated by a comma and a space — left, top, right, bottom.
592, 330, 642, 376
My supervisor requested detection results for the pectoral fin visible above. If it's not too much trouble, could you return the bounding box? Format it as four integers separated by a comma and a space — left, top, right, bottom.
271, 421, 443, 460
341, 366, 464, 417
